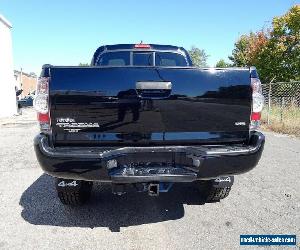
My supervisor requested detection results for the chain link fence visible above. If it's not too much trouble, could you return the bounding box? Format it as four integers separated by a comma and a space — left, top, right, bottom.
261, 81, 300, 135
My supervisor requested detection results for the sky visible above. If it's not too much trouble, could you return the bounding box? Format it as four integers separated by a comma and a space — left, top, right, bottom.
0, 0, 298, 74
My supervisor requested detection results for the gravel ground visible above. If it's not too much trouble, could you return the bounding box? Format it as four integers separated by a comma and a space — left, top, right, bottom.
0, 108, 299, 250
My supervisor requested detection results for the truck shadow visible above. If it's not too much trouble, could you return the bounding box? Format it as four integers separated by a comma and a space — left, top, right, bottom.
20, 174, 208, 232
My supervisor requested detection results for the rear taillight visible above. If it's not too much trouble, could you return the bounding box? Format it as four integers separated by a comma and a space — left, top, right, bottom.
34, 77, 50, 131
250, 77, 264, 130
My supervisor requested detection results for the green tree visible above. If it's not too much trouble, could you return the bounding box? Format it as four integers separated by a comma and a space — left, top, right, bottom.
78, 63, 89, 66
228, 32, 267, 67
215, 59, 232, 67
188, 46, 209, 67
229, 5, 300, 83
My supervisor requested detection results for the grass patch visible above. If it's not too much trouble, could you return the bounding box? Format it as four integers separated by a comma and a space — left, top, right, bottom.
261, 105, 300, 136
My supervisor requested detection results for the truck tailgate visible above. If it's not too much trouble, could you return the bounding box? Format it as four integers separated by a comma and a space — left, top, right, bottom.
49, 67, 252, 145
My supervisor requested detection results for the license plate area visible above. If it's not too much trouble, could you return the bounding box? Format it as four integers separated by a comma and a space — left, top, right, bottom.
105, 150, 199, 181
109, 163, 197, 178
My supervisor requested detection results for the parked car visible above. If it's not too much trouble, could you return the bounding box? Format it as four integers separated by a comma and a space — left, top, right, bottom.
18, 95, 34, 107
34, 43, 265, 205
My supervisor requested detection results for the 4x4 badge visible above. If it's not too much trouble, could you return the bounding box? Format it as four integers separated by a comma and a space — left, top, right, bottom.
58, 180, 78, 187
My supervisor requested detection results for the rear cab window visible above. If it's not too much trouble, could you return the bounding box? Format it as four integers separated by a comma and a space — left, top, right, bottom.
133, 52, 153, 66
97, 51, 130, 66
96, 50, 188, 67
155, 52, 187, 66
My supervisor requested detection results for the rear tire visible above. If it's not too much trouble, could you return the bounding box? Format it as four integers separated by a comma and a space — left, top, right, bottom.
56, 178, 93, 206
197, 181, 232, 202
205, 186, 231, 202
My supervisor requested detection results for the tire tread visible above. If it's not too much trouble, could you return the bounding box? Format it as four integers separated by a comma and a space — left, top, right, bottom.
206, 186, 231, 202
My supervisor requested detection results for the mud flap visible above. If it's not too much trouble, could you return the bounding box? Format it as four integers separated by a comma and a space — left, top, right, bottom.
211, 176, 234, 188
56, 178, 92, 193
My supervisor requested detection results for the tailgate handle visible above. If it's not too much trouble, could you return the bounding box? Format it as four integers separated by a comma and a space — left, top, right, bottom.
136, 81, 172, 90
136, 81, 172, 99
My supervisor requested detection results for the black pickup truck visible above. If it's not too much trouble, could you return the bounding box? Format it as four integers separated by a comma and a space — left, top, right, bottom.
34, 44, 265, 205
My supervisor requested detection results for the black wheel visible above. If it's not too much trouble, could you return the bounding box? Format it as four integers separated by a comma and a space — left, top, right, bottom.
197, 181, 232, 202
56, 178, 93, 206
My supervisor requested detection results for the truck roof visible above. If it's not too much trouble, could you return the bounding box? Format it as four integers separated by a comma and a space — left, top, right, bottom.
97, 44, 184, 51
91, 44, 191, 66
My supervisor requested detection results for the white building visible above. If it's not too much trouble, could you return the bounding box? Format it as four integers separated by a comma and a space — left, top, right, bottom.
0, 15, 17, 117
